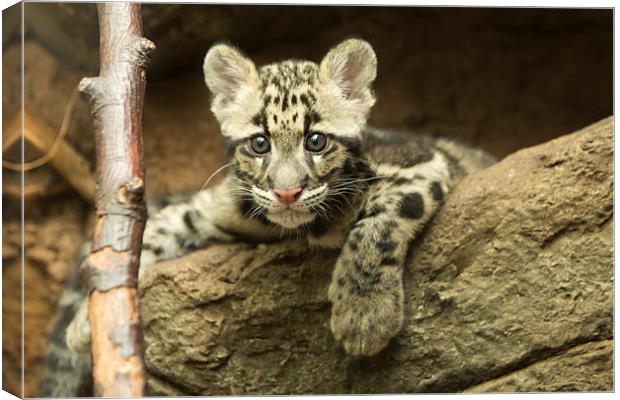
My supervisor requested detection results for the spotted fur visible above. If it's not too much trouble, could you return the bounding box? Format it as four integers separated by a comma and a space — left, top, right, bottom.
64, 39, 495, 366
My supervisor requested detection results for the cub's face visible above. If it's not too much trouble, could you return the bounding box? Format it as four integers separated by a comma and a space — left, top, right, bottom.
204, 39, 377, 229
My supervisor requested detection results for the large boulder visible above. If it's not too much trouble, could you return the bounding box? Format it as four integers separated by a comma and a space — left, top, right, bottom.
140, 117, 613, 395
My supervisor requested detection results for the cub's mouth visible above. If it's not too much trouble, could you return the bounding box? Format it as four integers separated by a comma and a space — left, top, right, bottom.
266, 209, 316, 229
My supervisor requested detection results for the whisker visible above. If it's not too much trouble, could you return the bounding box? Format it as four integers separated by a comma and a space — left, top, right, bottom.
200, 162, 234, 191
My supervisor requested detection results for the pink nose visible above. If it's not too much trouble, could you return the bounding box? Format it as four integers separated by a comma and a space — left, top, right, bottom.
273, 188, 302, 205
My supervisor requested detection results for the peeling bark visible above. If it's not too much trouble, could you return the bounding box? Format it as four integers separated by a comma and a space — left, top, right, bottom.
79, 3, 154, 396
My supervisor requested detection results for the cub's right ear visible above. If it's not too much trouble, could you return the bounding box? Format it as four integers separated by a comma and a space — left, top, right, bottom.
203, 44, 259, 118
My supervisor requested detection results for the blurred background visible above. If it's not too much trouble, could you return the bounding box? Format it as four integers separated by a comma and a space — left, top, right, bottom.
2, 3, 612, 397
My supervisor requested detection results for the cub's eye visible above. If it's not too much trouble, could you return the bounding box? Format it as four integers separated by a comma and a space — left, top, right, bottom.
305, 132, 327, 153
249, 134, 271, 154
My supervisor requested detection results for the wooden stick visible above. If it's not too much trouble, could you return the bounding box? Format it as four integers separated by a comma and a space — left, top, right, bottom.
23, 111, 96, 201
2, 112, 21, 151
78, 3, 154, 397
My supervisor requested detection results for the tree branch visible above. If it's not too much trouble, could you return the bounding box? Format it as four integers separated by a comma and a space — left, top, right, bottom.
79, 3, 154, 396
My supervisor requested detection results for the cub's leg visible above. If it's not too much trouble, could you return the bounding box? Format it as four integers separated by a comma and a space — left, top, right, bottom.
328, 152, 453, 356
66, 175, 268, 352
139, 175, 271, 270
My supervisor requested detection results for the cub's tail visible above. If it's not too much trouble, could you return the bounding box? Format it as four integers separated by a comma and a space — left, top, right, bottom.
39, 243, 92, 397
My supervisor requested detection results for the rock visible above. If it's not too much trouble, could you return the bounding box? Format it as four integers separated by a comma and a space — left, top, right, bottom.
27, 247, 57, 264
464, 340, 612, 392
2, 196, 86, 397
140, 117, 612, 394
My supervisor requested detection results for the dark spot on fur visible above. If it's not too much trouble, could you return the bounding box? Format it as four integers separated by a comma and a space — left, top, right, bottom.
274, 96, 280, 104
380, 257, 399, 266
291, 94, 297, 104
183, 211, 197, 233
292, 113, 298, 123
320, 166, 338, 180
273, 115, 278, 124
379, 227, 393, 239
439, 148, 465, 178
392, 177, 412, 185
303, 114, 312, 134
431, 181, 444, 202
303, 111, 322, 134
406, 151, 434, 167
281, 96, 289, 111
237, 196, 255, 216
353, 261, 363, 272
310, 111, 321, 123
185, 242, 200, 251
299, 94, 310, 107
377, 240, 397, 254
331, 135, 362, 157
310, 218, 331, 236
174, 233, 185, 247
153, 247, 163, 256
383, 220, 398, 229
234, 167, 252, 181
261, 114, 271, 136
251, 113, 262, 126
399, 192, 425, 219
358, 204, 386, 220
214, 223, 237, 238
349, 279, 364, 295
337, 277, 346, 287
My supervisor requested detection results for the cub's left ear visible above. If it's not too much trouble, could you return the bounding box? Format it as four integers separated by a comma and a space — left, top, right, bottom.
203, 43, 259, 119
319, 39, 377, 109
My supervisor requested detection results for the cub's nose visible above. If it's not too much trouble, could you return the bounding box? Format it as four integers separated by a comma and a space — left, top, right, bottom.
273, 188, 302, 205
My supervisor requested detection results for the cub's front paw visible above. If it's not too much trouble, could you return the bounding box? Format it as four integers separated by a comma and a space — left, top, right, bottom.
66, 299, 91, 353
138, 248, 158, 279
328, 273, 404, 356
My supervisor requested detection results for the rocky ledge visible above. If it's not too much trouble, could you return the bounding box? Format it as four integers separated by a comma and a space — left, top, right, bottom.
140, 117, 613, 395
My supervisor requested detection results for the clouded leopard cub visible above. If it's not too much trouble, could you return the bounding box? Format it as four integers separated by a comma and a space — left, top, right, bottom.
69, 39, 493, 357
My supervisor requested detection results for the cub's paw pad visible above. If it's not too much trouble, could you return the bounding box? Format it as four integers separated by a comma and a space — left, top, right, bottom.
328, 281, 403, 356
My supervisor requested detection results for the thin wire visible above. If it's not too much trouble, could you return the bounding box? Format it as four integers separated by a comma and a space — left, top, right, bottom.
3, 85, 80, 171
